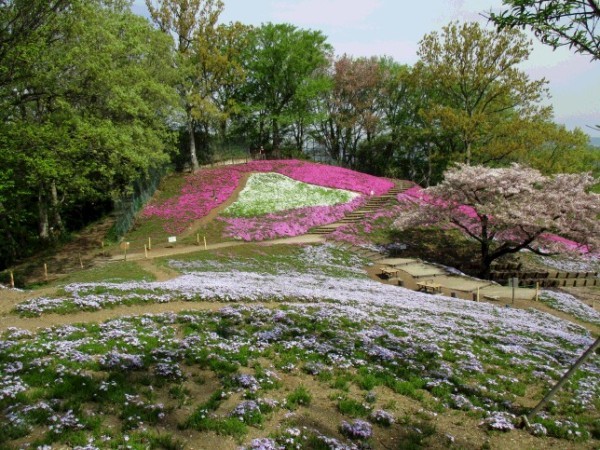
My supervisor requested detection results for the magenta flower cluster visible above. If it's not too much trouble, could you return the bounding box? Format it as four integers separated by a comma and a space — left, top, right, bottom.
220, 196, 366, 241
142, 160, 393, 235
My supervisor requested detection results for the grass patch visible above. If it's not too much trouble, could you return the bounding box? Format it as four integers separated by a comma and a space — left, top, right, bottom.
223, 172, 358, 217
337, 397, 371, 417
56, 261, 156, 285
286, 385, 312, 410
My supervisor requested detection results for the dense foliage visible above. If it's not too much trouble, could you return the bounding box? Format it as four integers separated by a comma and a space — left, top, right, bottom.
0, 0, 178, 269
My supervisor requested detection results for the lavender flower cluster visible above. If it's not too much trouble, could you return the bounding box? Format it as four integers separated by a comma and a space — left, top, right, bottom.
340, 419, 373, 439
540, 290, 600, 326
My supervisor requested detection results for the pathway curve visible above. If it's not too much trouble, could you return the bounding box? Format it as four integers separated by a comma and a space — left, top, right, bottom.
0, 301, 277, 333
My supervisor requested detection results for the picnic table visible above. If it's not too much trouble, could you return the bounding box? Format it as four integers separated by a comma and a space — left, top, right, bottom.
380, 267, 399, 278
416, 280, 442, 294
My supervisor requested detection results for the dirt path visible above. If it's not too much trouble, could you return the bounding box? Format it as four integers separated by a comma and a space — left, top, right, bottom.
0, 301, 278, 332
108, 234, 325, 262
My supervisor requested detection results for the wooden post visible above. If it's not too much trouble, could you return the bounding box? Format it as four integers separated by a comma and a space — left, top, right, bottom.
203, 236, 207, 250
79, 254, 84, 269
525, 336, 600, 425
44, 263, 48, 281
148, 237, 152, 251
196, 233, 200, 245
476, 287, 480, 302
124, 246, 127, 261
9, 270, 14, 288
535, 282, 539, 302
144, 244, 148, 259
512, 277, 516, 306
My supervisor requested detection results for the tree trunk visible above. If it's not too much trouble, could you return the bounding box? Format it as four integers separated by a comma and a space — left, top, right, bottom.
425, 144, 433, 187
38, 186, 49, 241
479, 216, 492, 279
466, 141, 472, 166
187, 118, 199, 171
272, 117, 280, 152
50, 179, 63, 234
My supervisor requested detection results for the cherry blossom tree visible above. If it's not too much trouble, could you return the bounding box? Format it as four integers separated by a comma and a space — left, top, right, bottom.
394, 164, 600, 278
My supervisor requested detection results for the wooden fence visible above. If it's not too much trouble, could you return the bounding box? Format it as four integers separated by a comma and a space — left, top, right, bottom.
490, 270, 599, 288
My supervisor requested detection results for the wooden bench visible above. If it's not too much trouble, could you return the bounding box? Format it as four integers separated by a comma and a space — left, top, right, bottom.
416, 280, 442, 294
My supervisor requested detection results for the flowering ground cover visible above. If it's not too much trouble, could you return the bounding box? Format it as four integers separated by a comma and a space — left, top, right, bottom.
220, 196, 367, 241
16, 245, 370, 316
223, 173, 359, 217
141, 160, 394, 236
329, 204, 405, 247
540, 291, 600, 327
2, 281, 599, 448
4, 245, 600, 449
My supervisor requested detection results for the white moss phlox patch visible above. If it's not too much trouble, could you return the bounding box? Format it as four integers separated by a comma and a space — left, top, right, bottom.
224, 172, 360, 217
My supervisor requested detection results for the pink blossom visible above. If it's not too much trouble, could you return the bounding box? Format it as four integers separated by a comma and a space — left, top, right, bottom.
396, 166, 598, 255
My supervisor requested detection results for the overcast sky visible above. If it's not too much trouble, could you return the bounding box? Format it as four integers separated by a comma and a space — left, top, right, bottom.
133, 0, 600, 138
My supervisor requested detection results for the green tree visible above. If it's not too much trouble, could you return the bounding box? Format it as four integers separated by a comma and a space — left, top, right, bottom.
0, 1, 178, 267
0, 0, 70, 88
318, 55, 384, 164
242, 23, 332, 152
416, 21, 550, 166
488, 0, 600, 60
146, 0, 224, 170
189, 20, 251, 154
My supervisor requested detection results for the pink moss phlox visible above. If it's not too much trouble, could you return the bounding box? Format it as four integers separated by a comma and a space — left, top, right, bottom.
220, 196, 367, 241
142, 160, 392, 234
329, 223, 370, 246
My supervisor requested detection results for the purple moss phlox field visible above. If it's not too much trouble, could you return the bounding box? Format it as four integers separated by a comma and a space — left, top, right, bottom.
142, 160, 394, 234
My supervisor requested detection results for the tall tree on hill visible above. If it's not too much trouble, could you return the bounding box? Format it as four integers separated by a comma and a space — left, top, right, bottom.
416, 21, 550, 167
190, 21, 250, 145
318, 55, 383, 165
146, 0, 224, 170
242, 23, 331, 152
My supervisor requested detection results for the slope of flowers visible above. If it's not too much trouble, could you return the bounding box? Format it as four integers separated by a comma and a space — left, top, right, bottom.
223, 172, 359, 217
540, 291, 600, 326
142, 160, 394, 234
6, 268, 599, 446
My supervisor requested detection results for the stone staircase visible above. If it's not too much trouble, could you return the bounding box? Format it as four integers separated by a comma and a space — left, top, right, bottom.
308, 180, 413, 236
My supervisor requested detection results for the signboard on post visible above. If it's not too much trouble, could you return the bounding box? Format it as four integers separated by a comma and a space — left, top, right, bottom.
168, 236, 177, 244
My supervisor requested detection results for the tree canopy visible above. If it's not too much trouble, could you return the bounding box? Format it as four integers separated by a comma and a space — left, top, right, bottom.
394, 164, 600, 278
0, 0, 178, 268
415, 21, 551, 166
489, 0, 600, 60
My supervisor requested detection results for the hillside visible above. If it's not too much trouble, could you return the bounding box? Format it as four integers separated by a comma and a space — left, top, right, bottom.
0, 161, 599, 450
